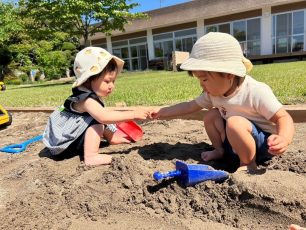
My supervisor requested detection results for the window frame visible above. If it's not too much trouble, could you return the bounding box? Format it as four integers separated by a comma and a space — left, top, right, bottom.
272, 9, 305, 54
204, 16, 261, 56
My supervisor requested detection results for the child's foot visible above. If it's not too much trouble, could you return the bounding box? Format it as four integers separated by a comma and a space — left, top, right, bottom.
201, 149, 224, 161
236, 162, 258, 173
289, 224, 306, 230
247, 162, 258, 172
84, 154, 112, 166
236, 165, 248, 172
109, 136, 131, 145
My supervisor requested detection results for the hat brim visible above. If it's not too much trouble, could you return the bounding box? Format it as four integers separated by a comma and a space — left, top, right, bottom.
180, 58, 246, 78
113, 56, 124, 75
72, 56, 125, 88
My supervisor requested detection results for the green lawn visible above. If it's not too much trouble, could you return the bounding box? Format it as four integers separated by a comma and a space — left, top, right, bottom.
0, 61, 305, 107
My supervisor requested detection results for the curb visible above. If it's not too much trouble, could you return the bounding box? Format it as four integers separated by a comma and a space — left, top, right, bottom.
6, 105, 306, 123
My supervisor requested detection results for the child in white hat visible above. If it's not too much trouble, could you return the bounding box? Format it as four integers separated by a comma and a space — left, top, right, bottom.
151, 32, 294, 171
43, 47, 150, 166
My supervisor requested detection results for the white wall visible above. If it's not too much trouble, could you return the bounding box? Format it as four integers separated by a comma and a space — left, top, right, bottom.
196, 19, 205, 39
106, 36, 112, 54
146, 29, 155, 60
261, 7, 273, 55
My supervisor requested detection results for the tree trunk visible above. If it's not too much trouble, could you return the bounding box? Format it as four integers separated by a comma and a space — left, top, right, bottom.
0, 66, 4, 81
83, 31, 90, 47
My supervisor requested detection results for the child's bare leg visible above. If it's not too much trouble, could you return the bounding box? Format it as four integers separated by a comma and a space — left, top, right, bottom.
226, 116, 257, 171
201, 108, 225, 161
103, 128, 131, 145
83, 124, 112, 166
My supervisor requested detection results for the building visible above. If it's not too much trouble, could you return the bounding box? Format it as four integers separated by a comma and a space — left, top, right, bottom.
88, 0, 306, 71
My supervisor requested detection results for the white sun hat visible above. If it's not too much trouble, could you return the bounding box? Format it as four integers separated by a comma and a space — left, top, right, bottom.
72, 47, 124, 88
180, 32, 253, 77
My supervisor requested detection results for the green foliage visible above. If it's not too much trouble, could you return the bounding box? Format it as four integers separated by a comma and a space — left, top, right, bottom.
8, 43, 33, 74
52, 32, 73, 50
0, 1, 143, 82
19, 0, 147, 45
19, 74, 28, 82
4, 78, 23, 85
6, 35, 75, 81
0, 2, 78, 82
0, 2, 27, 80
62, 42, 76, 51
36, 40, 53, 52
40, 51, 70, 80
0, 2, 24, 46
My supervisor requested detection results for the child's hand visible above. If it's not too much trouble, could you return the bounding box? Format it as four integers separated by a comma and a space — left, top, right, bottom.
150, 108, 161, 119
133, 109, 151, 120
267, 134, 289, 155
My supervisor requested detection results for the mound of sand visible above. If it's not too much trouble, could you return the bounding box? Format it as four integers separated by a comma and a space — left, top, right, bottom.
0, 112, 305, 229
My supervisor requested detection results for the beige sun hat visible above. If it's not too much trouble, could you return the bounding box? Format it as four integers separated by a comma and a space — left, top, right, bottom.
180, 32, 253, 77
72, 47, 124, 88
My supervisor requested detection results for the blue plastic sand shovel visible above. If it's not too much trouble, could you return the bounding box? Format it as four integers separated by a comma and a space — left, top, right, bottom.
0, 135, 43, 154
153, 161, 229, 187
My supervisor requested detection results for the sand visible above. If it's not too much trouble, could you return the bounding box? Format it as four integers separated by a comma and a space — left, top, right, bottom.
0, 112, 305, 230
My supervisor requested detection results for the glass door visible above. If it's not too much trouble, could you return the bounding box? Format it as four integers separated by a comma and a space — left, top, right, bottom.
130, 44, 148, 71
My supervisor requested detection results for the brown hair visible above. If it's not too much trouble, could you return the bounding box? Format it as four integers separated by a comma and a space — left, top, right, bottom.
187, 70, 244, 85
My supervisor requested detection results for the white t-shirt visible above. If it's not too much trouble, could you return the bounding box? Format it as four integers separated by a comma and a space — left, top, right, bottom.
194, 75, 283, 134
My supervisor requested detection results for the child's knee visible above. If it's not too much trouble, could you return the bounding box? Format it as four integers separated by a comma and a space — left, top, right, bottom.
87, 123, 105, 136
204, 108, 221, 123
226, 116, 252, 133
240, 155, 255, 165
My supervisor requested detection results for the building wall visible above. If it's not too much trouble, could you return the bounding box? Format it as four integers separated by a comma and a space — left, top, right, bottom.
204, 9, 262, 25
89, 0, 306, 70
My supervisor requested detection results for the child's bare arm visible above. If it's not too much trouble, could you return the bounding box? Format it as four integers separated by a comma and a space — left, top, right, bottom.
151, 100, 202, 119
268, 107, 294, 155
76, 97, 150, 123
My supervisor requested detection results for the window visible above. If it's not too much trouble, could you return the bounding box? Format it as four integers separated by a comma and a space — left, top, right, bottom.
206, 23, 230, 34
153, 28, 197, 59
233, 21, 246, 42
112, 37, 148, 71
219, 23, 230, 34
205, 18, 260, 56
130, 44, 148, 70
154, 42, 163, 58
113, 47, 130, 70
96, 43, 107, 49
153, 32, 173, 58
246, 18, 261, 55
176, 37, 196, 52
163, 40, 174, 59
206, 26, 217, 33
272, 10, 304, 53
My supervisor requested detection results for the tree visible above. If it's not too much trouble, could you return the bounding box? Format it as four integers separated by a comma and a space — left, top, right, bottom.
0, 2, 24, 46
0, 2, 79, 81
0, 2, 24, 80
19, 0, 147, 46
